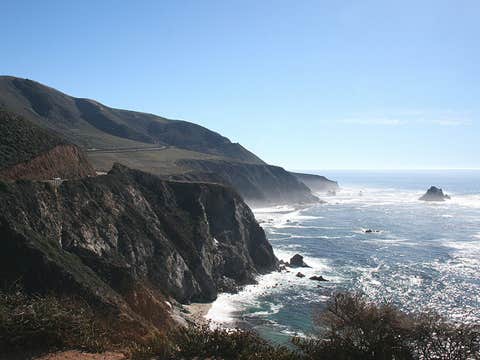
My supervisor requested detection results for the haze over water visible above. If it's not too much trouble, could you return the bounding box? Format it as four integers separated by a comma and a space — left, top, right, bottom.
207, 170, 480, 343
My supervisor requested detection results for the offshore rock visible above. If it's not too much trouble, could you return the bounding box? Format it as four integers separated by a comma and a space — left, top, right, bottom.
419, 186, 451, 201
289, 254, 310, 268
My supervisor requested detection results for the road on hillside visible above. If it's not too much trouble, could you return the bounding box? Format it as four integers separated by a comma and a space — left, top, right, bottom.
86, 146, 169, 154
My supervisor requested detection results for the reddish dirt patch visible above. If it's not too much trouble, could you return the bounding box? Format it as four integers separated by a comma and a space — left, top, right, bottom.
35, 351, 126, 360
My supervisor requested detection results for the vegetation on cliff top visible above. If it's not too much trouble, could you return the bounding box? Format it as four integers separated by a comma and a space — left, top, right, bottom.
0, 110, 66, 170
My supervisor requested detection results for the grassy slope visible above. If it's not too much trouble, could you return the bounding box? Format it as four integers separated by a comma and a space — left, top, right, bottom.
87, 148, 222, 175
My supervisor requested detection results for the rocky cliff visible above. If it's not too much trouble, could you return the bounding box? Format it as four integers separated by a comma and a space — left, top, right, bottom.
176, 159, 319, 205
0, 164, 277, 325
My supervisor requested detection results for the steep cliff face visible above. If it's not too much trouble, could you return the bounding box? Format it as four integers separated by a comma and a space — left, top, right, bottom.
176, 159, 319, 205
0, 165, 277, 316
290, 172, 339, 193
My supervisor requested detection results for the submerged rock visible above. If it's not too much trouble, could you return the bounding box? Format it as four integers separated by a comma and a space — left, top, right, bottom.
310, 275, 328, 282
289, 254, 311, 268
419, 186, 451, 201
296, 272, 305, 278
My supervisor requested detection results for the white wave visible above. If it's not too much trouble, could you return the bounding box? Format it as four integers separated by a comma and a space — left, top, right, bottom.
252, 204, 298, 213
449, 194, 480, 209
254, 205, 323, 230
206, 271, 290, 326
206, 247, 340, 327
315, 186, 424, 207
316, 186, 480, 212
444, 239, 480, 251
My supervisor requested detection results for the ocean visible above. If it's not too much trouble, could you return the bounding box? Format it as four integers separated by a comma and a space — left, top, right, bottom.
205, 170, 480, 343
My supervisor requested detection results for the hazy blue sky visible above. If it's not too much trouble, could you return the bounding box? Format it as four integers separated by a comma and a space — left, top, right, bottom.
2, 0, 479, 169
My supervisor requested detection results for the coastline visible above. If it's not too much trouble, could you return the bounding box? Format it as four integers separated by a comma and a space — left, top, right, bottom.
181, 302, 213, 326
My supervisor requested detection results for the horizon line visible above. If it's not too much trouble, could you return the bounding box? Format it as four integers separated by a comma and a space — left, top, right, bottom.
291, 168, 480, 172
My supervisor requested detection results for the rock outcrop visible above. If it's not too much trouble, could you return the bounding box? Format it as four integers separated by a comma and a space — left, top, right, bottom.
288, 254, 310, 268
0, 164, 278, 325
419, 186, 451, 201
309, 275, 328, 282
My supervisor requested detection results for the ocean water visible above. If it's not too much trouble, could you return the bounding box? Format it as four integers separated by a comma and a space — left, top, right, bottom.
206, 170, 480, 343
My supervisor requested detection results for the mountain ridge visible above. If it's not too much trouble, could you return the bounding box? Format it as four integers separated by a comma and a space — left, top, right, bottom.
0, 76, 263, 163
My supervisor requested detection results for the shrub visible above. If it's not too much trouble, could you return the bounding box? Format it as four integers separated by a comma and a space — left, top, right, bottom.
0, 180, 8, 192
172, 325, 297, 360
410, 312, 480, 359
128, 332, 174, 360
2, 289, 478, 359
294, 292, 480, 360
0, 289, 111, 354
130, 325, 298, 360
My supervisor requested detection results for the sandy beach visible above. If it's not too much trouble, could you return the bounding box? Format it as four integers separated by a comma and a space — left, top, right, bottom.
183, 302, 213, 326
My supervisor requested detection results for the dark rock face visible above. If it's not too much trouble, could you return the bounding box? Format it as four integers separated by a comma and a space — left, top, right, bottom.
419, 186, 451, 201
296, 272, 305, 278
0, 164, 278, 313
176, 159, 319, 205
310, 275, 328, 282
289, 254, 310, 268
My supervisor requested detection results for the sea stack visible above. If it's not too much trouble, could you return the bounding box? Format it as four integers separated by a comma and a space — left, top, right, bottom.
419, 186, 451, 201
289, 254, 311, 268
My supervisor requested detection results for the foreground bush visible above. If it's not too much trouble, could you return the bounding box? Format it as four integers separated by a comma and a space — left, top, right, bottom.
410, 312, 480, 359
0, 289, 110, 354
2, 290, 478, 359
294, 292, 480, 360
130, 325, 298, 360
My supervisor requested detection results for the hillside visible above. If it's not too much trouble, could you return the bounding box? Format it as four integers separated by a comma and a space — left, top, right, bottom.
0, 76, 327, 204
0, 76, 262, 163
0, 110, 95, 180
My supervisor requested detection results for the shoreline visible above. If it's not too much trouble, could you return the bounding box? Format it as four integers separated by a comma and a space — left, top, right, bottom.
181, 302, 213, 326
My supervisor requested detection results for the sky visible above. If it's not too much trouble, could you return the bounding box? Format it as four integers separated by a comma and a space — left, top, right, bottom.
1, 0, 479, 170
